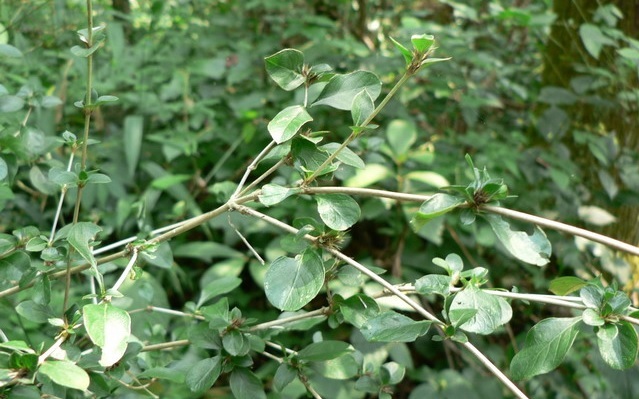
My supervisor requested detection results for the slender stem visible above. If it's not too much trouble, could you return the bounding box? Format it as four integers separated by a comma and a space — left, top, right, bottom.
236, 204, 441, 323
463, 342, 528, 399
483, 205, 639, 257
49, 151, 75, 244
238, 157, 287, 197
304, 71, 411, 184
250, 308, 328, 331
301, 186, 639, 257
38, 334, 67, 365
63, 0, 95, 315
231, 140, 277, 199
111, 248, 138, 293
236, 204, 527, 399
141, 339, 190, 352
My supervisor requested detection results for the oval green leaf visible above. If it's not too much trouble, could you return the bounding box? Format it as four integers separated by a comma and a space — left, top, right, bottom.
483, 214, 551, 266
411, 193, 465, 230
313, 71, 382, 110
83, 303, 131, 367
316, 193, 361, 231
510, 317, 581, 380
361, 310, 431, 342
449, 286, 512, 334
264, 48, 305, 91
264, 250, 325, 311
597, 321, 638, 370
268, 105, 313, 144
185, 356, 222, 393
230, 367, 267, 399
38, 360, 90, 391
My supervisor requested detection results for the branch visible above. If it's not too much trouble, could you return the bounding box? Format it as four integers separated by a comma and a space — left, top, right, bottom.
235, 204, 528, 399
301, 186, 639, 257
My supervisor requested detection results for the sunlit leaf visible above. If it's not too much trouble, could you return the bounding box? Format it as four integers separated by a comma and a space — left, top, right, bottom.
267, 105, 313, 144
313, 71, 382, 110
316, 193, 361, 231
265, 49, 305, 91
83, 303, 131, 367
483, 214, 551, 266
38, 360, 90, 391
510, 317, 581, 380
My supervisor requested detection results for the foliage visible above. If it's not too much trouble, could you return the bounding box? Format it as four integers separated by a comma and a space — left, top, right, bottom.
0, 1, 638, 398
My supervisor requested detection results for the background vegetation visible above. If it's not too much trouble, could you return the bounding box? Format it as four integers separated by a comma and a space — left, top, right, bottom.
1, 0, 638, 398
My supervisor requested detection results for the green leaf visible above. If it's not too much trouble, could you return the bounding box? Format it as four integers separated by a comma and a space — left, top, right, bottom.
123, 115, 143, 178
449, 286, 512, 334
0, 95, 25, 113
361, 310, 431, 342
83, 303, 131, 367
38, 360, 90, 391
185, 356, 222, 393
70, 41, 102, 58
415, 274, 452, 296
268, 105, 313, 144
580, 284, 603, 309
380, 361, 405, 385
0, 44, 22, 58
274, 363, 297, 391
483, 214, 551, 266
138, 367, 186, 383
339, 294, 380, 328
223, 329, 251, 356
351, 89, 375, 126
15, 301, 54, 323
582, 308, 605, 327
549, 276, 587, 296
386, 119, 417, 160
313, 71, 382, 110
259, 184, 299, 206
411, 34, 435, 53
188, 323, 221, 350
296, 340, 353, 362
67, 222, 102, 267
320, 143, 366, 169
316, 193, 361, 231
0, 157, 7, 181
264, 49, 305, 91
264, 250, 325, 311
597, 322, 638, 370
230, 367, 267, 399
389, 37, 412, 65
510, 317, 581, 380
150, 174, 191, 189
411, 194, 465, 230
197, 276, 242, 307
579, 23, 614, 59
312, 353, 359, 380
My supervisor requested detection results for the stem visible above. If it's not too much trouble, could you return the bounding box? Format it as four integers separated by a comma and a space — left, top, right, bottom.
236, 204, 527, 399
141, 339, 190, 352
304, 71, 411, 184
111, 248, 138, 293
238, 157, 287, 197
236, 204, 441, 322
231, 140, 277, 199
38, 334, 67, 365
301, 186, 639, 257
483, 205, 639, 257
49, 151, 75, 244
250, 307, 328, 331
63, 0, 95, 315
463, 342, 528, 399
